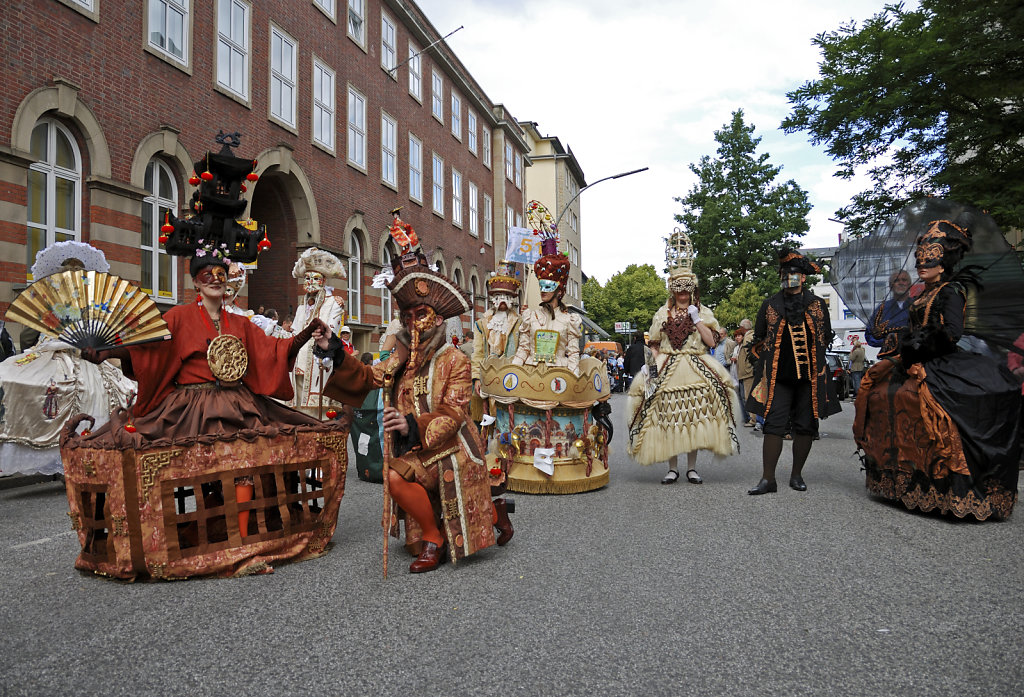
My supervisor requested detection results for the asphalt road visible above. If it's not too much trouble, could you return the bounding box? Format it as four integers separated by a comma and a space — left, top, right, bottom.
1, 394, 1021, 696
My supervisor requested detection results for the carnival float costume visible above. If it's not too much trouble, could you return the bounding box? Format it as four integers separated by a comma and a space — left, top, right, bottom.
627, 229, 739, 483
746, 247, 841, 494
315, 212, 509, 574
0, 242, 136, 476
471, 261, 522, 416
854, 219, 1020, 519
55, 134, 347, 579
481, 201, 612, 494
289, 247, 346, 418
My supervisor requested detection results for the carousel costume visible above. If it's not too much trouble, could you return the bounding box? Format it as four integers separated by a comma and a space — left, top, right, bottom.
746, 248, 841, 494
52, 134, 348, 579
316, 212, 508, 574
471, 261, 522, 422
854, 219, 1020, 519
482, 204, 612, 494
627, 230, 739, 483
289, 247, 346, 418
0, 242, 136, 476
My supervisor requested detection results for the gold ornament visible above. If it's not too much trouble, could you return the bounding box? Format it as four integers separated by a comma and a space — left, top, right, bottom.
207, 334, 248, 382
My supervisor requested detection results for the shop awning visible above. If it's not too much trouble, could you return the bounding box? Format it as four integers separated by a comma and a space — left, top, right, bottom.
575, 313, 610, 338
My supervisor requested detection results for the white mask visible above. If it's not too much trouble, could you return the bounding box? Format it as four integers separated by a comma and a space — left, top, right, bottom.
304, 271, 325, 294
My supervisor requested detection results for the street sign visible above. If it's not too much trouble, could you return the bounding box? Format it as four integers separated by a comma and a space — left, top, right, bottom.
614, 322, 633, 334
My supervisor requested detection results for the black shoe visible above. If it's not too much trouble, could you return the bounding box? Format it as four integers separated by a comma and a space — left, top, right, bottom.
685, 469, 703, 484
747, 478, 777, 495
661, 470, 680, 484
789, 476, 807, 491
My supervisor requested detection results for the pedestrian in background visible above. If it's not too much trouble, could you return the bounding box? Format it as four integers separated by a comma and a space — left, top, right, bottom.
848, 339, 866, 398
736, 319, 757, 427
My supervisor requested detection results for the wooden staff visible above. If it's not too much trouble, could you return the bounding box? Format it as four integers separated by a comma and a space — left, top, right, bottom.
380, 370, 395, 578
317, 360, 324, 420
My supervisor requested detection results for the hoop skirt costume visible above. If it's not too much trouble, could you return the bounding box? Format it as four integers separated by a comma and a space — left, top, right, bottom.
854, 220, 1020, 520
54, 136, 348, 579
628, 231, 739, 466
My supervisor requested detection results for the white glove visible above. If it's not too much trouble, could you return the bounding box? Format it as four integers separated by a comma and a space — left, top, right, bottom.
687, 305, 701, 324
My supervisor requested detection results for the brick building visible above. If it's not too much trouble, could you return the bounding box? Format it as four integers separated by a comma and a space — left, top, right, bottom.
0, 0, 529, 351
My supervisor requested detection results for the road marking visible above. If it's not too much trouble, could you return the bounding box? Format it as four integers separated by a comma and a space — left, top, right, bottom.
10, 531, 76, 550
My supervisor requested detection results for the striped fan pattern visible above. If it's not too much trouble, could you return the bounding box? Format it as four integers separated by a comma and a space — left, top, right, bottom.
5, 270, 170, 350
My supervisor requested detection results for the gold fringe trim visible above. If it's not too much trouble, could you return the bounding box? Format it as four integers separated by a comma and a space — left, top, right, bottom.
906, 363, 971, 477
507, 468, 609, 495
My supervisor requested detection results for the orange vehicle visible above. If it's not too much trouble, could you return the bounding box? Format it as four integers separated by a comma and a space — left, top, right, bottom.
584, 341, 623, 355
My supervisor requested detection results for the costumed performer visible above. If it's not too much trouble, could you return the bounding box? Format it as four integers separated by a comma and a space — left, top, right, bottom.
313, 215, 510, 574
512, 251, 580, 373
746, 248, 841, 495
627, 229, 739, 485
0, 242, 136, 476
854, 220, 1020, 519
864, 269, 913, 358
471, 261, 522, 406
289, 247, 346, 418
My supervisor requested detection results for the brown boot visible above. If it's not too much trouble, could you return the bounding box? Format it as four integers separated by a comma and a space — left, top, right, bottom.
409, 541, 446, 573
493, 498, 514, 546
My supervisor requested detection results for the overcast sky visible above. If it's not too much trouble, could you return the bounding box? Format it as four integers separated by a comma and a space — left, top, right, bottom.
415, 0, 904, 283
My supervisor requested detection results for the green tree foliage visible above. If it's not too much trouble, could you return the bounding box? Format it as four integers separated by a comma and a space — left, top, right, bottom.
581, 264, 667, 338
674, 110, 812, 308
710, 282, 765, 330
782, 0, 1024, 235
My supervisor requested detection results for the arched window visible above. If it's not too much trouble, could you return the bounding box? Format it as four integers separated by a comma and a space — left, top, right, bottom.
27, 119, 81, 278
348, 235, 361, 323
141, 159, 179, 300
381, 244, 395, 325
469, 276, 478, 330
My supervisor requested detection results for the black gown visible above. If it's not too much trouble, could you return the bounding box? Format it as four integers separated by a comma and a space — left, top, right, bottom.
853, 281, 1020, 520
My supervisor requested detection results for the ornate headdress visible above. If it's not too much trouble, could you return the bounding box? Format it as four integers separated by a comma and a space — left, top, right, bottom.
666, 228, 698, 294
487, 260, 521, 295
31, 241, 110, 278
386, 213, 470, 320
162, 132, 271, 271
914, 219, 972, 270
529, 200, 570, 297
292, 247, 346, 281
777, 247, 820, 275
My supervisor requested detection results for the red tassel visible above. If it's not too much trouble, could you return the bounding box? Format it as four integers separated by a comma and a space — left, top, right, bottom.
124, 423, 137, 433
160, 211, 173, 234
325, 409, 338, 419
246, 172, 259, 182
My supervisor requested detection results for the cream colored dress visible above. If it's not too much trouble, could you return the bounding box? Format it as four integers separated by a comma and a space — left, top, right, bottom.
513, 306, 582, 375
627, 305, 739, 465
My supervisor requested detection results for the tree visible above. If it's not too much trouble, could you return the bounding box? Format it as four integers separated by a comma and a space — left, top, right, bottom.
709, 282, 765, 330
782, 0, 1024, 235
582, 265, 666, 339
674, 109, 812, 308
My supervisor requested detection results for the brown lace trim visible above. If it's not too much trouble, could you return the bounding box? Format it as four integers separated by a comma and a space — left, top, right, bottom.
662, 311, 695, 350
865, 469, 1016, 521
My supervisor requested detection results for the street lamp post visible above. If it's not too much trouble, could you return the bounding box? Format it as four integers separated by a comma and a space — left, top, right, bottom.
552, 166, 649, 231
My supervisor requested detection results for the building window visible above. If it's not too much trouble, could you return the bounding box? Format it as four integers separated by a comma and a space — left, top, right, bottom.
216, 0, 248, 99
467, 111, 477, 154
483, 194, 493, 245
431, 70, 443, 121
515, 212, 523, 229
69, 0, 96, 8
381, 246, 394, 323
570, 244, 579, 266
409, 134, 422, 202
567, 172, 579, 197
141, 160, 179, 301
482, 125, 491, 168
347, 86, 366, 169
348, 235, 361, 323
408, 42, 421, 100
568, 209, 579, 232
270, 26, 297, 128
451, 169, 462, 226
506, 206, 514, 231
26, 119, 81, 278
505, 143, 514, 181
381, 12, 397, 73
431, 154, 444, 215
468, 182, 478, 237
514, 151, 523, 189
381, 113, 397, 187
469, 276, 478, 329
312, 59, 335, 151
451, 94, 461, 139
148, 0, 188, 64
313, 0, 334, 19
347, 0, 365, 46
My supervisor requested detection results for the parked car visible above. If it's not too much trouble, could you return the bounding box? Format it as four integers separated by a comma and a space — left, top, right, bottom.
825, 352, 852, 400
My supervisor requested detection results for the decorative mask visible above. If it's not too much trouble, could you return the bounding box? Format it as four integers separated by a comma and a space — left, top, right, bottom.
781, 272, 803, 290
304, 271, 325, 294
196, 267, 227, 286
491, 292, 516, 310
400, 303, 438, 359
538, 278, 560, 294
224, 263, 245, 299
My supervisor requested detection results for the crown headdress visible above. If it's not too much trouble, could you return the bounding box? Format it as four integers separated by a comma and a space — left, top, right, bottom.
666, 227, 698, 293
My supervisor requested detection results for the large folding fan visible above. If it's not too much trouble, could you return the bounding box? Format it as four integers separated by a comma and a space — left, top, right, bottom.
6, 270, 171, 350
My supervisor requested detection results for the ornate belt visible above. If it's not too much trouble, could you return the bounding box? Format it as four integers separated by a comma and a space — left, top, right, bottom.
176, 381, 242, 390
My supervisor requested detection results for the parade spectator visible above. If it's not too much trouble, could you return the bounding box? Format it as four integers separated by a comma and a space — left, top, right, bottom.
865, 269, 912, 357
746, 248, 841, 494
339, 326, 357, 356
848, 339, 866, 397
623, 335, 648, 377
737, 320, 756, 427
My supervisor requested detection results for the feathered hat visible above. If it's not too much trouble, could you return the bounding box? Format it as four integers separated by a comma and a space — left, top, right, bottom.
386, 213, 470, 320
777, 247, 820, 275
292, 247, 347, 281
666, 228, 698, 294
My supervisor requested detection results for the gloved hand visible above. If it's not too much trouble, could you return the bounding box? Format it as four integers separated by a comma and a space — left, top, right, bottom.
687, 305, 701, 324
288, 318, 330, 360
